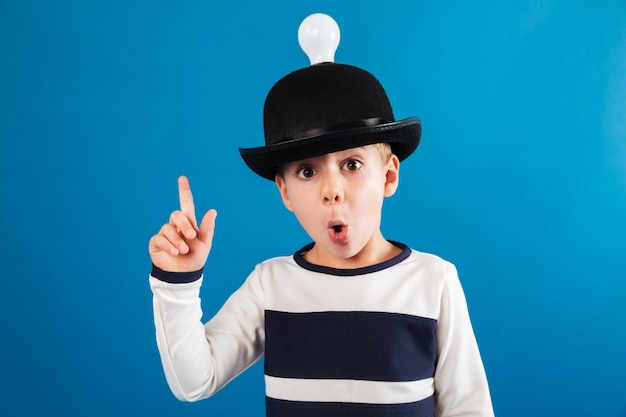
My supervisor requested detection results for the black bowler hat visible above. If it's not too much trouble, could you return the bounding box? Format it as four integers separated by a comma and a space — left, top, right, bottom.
239, 15, 421, 181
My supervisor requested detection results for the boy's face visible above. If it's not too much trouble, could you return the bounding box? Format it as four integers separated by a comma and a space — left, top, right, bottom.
275, 144, 400, 268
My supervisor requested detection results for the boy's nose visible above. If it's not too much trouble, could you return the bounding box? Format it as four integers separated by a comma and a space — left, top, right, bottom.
321, 173, 344, 204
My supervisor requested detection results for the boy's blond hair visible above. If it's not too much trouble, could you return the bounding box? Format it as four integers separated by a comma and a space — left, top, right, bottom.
374, 142, 393, 162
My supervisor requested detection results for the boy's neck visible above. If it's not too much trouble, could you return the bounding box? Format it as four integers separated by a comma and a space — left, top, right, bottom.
303, 233, 403, 269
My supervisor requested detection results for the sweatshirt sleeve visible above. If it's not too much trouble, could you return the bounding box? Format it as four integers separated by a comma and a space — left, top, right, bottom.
434, 263, 495, 417
149, 266, 265, 402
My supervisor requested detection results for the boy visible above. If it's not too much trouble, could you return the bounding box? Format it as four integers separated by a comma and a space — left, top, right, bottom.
148, 16, 494, 417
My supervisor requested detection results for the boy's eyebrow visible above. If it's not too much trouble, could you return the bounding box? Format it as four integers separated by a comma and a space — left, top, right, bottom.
334, 146, 369, 154
344, 146, 372, 155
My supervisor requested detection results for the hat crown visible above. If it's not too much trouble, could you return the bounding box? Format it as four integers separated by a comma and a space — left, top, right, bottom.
263, 63, 395, 146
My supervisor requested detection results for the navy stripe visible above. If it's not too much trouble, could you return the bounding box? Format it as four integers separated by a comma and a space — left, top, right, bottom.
265, 310, 437, 381
151, 264, 202, 284
266, 396, 435, 417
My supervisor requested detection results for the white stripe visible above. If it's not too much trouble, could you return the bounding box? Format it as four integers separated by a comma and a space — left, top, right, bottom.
262, 252, 449, 319
265, 375, 434, 404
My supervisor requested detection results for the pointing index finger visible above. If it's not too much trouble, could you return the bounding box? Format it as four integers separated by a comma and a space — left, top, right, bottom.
178, 176, 197, 229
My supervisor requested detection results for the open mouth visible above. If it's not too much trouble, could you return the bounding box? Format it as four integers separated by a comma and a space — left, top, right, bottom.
328, 223, 348, 244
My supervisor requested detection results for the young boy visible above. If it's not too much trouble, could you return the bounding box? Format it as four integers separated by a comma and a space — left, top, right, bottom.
148, 18, 494, 417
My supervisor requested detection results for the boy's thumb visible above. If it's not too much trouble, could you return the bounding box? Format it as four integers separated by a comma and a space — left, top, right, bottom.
198, 209, 218, 244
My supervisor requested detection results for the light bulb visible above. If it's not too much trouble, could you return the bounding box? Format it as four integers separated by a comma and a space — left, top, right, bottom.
298, 13, 340, 65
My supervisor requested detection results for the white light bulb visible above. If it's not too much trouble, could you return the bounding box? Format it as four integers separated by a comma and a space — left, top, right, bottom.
298, 13, 341, 65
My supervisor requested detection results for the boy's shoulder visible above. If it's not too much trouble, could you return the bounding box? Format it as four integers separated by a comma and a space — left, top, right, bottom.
399, 247, 457, 282
405, 248, 454, 268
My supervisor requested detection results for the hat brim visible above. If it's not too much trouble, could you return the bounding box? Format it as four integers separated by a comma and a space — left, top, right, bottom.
239, 117, 421, 181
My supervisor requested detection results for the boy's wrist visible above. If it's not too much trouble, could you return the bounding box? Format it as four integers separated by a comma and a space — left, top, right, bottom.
151, 264, 203, 284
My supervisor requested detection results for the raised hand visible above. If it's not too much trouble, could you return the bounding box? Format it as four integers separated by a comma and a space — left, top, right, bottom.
149, 176, 217, 272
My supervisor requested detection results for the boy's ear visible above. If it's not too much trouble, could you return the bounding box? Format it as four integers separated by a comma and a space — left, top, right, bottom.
275, 174, 294, 211
384, 155, 400, 197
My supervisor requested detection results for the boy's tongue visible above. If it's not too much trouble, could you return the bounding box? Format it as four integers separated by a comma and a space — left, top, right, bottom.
328, 225, 348, 244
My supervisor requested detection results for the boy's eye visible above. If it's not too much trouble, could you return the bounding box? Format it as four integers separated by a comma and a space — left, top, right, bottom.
342, 159, 363, 171
296, 167, 316, 179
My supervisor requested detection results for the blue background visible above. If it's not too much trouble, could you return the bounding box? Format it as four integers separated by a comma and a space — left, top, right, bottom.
1, 1, 625, 416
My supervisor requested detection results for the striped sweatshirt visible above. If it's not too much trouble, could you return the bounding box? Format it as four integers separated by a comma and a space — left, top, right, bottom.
150, 242, 494, 416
